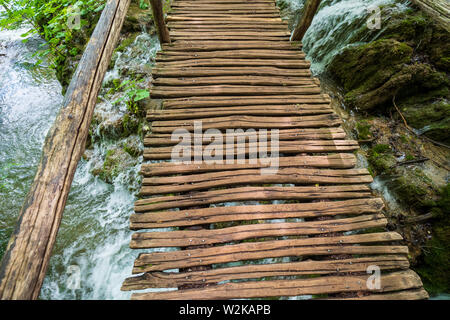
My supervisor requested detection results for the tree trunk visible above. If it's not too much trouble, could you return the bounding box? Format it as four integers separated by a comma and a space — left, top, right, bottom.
291, 0, 322, 41
151, 0, 171, 44
0, 0, 131, 300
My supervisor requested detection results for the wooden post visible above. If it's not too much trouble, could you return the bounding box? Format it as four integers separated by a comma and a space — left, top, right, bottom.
150, 0, 171, 44
0, 0, 131, 300
291, 0, 322, 42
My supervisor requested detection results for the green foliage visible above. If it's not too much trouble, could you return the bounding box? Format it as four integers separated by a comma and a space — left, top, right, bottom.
139, 0, 148, 10
0, 0, 105, 77
113, 79, 149, 116
355, 120, 372, 140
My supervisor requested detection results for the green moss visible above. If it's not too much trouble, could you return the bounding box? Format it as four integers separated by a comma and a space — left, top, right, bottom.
367, 144, 396, 175
415, 185, 450, 296
327, 4, 449, 143
390, 176, 428, 209
121, 113, 140, 138
329, 39, 413, 94
356, 120, 372, 140
97, 148, 134, 183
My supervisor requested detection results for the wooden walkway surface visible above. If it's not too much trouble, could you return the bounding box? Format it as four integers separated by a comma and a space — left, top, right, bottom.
121, 0, 428, 300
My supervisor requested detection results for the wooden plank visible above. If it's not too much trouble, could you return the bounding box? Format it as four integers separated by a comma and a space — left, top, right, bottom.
172, 35, 290, 41
144, 140, 358, 160
168, 30, 291, 37
131, 270, 423, 300
140, 154, 357, 176
168, 22, 289, 29
132, 232, 406, 272
153, 66, 311, 78
130, 198, 384, 230
144, 128, 343, 145
131, 214, 387, 248
172, 10, 280, 15
156, 50, 306, 61
339, 289, 429, 300
170, 13, 282, 18
167, 16, 284, 22
150, 114, 341, 131
147, 104, 330, 120
140, 168, 372, 194
122, 255, 409, 290
161, 41, 301, 51
151, 85, 319, 98
163, 95, 330, 108
135, 185, 373, 209
0, 0, 132, 300
156, 58, 309, 68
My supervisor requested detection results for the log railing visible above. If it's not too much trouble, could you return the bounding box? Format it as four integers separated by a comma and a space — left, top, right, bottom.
151, 0, 171, 44
291, 0, 322, 42
0, 0, 131, 300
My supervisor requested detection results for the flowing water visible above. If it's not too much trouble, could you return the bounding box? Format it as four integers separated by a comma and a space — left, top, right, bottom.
0, 13, 159, 298
0, 0, 442, 299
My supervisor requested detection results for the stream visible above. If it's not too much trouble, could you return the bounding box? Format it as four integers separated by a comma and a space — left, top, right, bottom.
0, 1, 447, 299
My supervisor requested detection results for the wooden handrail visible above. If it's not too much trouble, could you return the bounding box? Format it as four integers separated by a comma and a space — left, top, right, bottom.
0, 0, 131, 300
291, 0, 322, 42
150, 0, 171, 44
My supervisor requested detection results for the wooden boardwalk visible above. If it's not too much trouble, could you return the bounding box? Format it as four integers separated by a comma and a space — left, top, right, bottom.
121, 0, 428, 300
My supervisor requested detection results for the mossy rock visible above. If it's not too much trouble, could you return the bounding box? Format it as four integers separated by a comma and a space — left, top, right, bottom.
329, 39, 413, 94
97, 148, 135, 184
122, 135, 143, 158
415, 184, 450, 296
367, 144, 396, 175
401, 100, 450, 144
355, 120, 372, 140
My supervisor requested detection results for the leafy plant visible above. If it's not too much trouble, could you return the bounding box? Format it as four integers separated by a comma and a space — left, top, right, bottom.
139, 0, 149, 10
113, 79, 149, 115
0, 0, 106, 73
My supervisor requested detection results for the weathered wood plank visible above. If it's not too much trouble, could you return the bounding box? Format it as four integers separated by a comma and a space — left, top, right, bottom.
135, 185, 373, 209
132, 232, 406, 272
130, 198, 384, 229
156, 58, 309, 68
140, 168, 372, 194
163, 95, 330, 108
147, 104, 332, 119
161, 41, 301, 51
337, 288, 429, 300
122, 255, 409, 290
156, 51, 306, 61
149, 114, 341, 132
131, 270, 423, 300
139, 154, 357, 176
131, 214, 387, 248
144, 128, 343, 145
151, 85, 319, 98
144, 140, 357, 160
153, 66, 311, 78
